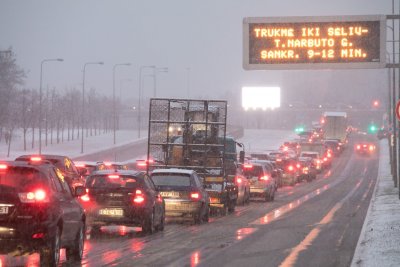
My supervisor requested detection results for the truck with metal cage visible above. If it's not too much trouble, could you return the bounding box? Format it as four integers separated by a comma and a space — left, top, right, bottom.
146, 98, 241, 215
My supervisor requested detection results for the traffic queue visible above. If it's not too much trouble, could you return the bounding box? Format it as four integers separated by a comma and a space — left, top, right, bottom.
0, 123, 355, 266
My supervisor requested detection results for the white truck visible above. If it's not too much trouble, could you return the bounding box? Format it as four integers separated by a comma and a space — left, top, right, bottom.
322, 111, 348, 144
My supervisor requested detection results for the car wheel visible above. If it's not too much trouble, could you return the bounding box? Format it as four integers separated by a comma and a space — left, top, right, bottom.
66, 223, 85, 262
142, 209, 155, 234
40, 226, 61, 267
245, 190, 250, 205
203, 205, 210, 222
228, 199, 235, 213
156, 213, 165, 231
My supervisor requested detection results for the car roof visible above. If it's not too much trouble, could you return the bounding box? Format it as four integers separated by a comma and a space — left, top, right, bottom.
15, 154, 70, 161
151, 168, 195, 175
0, 160, 55, 172
91, 169, 143, 176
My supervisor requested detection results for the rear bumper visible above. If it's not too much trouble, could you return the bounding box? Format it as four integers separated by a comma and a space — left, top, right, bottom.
0, 223, 54, 255
164, 200, 201, 217
86, 207, 149, 227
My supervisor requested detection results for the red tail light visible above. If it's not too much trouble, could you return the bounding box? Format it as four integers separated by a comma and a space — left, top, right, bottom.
32, 233, 45, 239
190, 192, 201, 200
133, 189, 145, 204
259, 175, 269, 181
243, 164, 253, 169
236, 177, 242, 184
287, 165, 294, 172
369, 145, 375, 151
19, 189, 49, 203
80, 189, 90, 202
296, 163, 301, 169
104, 162, 112, 166
323, 157, 328, 162
157, 194, 163, 203
108, 174, 119, 179
0, 164, 7, 170
137, 160, 147, 167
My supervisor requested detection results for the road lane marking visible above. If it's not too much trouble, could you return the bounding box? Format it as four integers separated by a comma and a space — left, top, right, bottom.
278, 179, 363, 267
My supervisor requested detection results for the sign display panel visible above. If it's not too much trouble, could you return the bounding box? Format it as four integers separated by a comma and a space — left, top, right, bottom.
243, 15, 386, 70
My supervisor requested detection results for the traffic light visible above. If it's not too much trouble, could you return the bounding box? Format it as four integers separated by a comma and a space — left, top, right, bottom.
368, 123, 378, 134
295, 126, 305, 133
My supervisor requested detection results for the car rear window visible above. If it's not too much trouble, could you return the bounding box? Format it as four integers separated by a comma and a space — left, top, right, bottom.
243, 166, 263, 177
301, 153, 317, 158
0, 167, 48, 191
87, 175, 142, 189
151, 173, 192, 187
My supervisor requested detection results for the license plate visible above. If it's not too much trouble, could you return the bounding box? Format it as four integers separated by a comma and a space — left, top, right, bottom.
0, 207, 9, 214
210, 197, 220, 203
160, 191, 180, 198
99, 209, 123, 216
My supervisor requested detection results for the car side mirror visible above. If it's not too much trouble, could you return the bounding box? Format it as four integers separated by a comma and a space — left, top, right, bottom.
239, 151, 245, 164
74, 186, 86, 197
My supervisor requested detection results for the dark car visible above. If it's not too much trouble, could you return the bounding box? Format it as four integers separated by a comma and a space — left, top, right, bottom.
323, 139, 342, 156
100, 161, 129, 171
355, 142, 376, 156
242, 162, 276, 201
275, 158, 301, 186
150, 169, 210, 223
15, 154, 86, 190
297, 157, 317, 182
74, 161, 107, 179
81, 170, 165, 234
0, 161, 86, 266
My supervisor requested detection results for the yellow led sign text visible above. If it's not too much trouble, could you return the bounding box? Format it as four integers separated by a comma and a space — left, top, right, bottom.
243, 16, 385, 69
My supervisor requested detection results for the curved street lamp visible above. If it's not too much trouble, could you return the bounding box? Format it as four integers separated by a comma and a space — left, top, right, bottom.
39, 58, 63, 155
113, 63, 131, 145
138, 65, 155, 138
81, 61, 104, 154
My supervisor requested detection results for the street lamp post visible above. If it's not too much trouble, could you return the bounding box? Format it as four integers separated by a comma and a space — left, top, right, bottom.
113, 63, 131, 145
186, 67, 191, 98
39, 58, 63, 155
153, 67, 168, 97
81, 61, 104, 154
138, 65, 155, 138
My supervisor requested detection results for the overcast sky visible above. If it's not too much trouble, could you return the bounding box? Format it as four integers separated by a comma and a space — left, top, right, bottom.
0, 0, 393, 106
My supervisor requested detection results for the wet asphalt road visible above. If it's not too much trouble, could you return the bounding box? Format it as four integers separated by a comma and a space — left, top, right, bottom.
0, 134, 379, 267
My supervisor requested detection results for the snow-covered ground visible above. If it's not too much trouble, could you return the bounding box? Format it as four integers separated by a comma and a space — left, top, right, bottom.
0, 129, 147, 160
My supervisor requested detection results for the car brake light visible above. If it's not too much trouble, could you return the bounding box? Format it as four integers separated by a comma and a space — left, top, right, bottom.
0, 164, 7, 170
259, 175, 269, 181
296, 163, 301, 169
287, 165, 294, 172
236, 177, 242, 184
32, 233, 45, 239
369, 145, 375, 151
356, 145, 361, 150
323, 157, 328, 162
137, 160, 147, 167
243, 164, 253, 169
157, 194, 163, 203
75, 163, 86, 168
133, 189, 145, 204
190, 192, 201, 200
108, 174, 119, 179
80, 189, 90, 202
19, 189, 49, 203
30, 156, 42, 162
276, 158, 282, 162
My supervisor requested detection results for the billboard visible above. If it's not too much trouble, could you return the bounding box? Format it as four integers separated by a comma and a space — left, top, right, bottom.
242, 86, 281, 110
243, 15, 386, 70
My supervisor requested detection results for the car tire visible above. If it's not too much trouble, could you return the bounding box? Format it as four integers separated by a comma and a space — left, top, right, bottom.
142, 209, 155, 234
156, 213, 165, 231
244, 190, 250, 205
40, 226, 61, 267
203, 205, 210, 222
228, 199, 235, 213
66, 223, 85, 262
